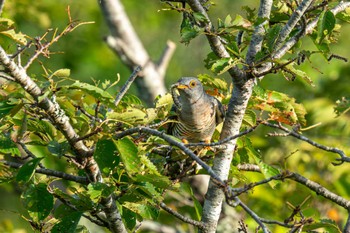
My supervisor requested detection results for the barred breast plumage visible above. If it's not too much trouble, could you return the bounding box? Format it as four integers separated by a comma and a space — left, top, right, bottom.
168, 77, 225, 143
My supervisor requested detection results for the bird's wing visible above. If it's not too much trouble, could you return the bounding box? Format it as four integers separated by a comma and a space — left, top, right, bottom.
213, 97, 225, 125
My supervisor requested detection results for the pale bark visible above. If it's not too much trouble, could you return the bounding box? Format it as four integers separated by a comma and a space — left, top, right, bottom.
98, 0, 176, 106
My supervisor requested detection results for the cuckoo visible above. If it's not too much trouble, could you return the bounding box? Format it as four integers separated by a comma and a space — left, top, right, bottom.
168, 77, 225, 143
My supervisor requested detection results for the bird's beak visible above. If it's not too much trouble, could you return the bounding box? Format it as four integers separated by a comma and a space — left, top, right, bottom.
174, 84, 189, 90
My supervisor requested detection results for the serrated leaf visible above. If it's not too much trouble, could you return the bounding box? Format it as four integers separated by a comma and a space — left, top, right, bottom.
336, 12, 350, 23
21, 183, 54, 221
0, 29, 27, 44
193, 12, 207, 23
243, 109, 256, 127
134, 174, 171, 189
51, 211, 82, 233
284, 62, 314, 86
27, 119, 56, 140
107, 107, 156, 125
121, 93, 143, 106
198, 74, 228, 92
122, 207, 137, 230
123, 202, 159, 220
16, 158, 43, 183
115, 137, 140, 175
63, 81, 115, 108
94, 139, 119, 175
136, 181, 162, 202
0, 134, 20, 156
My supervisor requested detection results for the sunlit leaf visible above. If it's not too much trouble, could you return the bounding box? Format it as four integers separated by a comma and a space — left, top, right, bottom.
243, 109, 256, 127
123, 202, 159, 220
180, 13, 201, 44
115, 137, 140, 175
210, 57, 239, 75
107, 107, 157, 125
0, 29, 27, 44
266, 24, 282, 52
21, 183, 54, 221
16, 158, 43, 183
134, 174, 171, 189
51, 69, 71, 78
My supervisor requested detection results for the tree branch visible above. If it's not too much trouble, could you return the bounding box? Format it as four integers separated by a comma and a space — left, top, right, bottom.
246, 0, 273, 65
1, 160, 89, 184
263, 122, 349, 164
273, 0, 314, 51
114, 66, 141, 107
160, 202, 206, 229
99, 0, 172, 106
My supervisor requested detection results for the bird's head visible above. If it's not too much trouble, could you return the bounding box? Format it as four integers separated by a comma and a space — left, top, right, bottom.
171, 77, 204, 103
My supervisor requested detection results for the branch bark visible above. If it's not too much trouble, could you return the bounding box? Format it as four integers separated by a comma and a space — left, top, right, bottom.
98, 0, 176, 106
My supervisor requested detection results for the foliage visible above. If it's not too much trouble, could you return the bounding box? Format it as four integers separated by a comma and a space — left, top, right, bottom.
0, 0, 350, 233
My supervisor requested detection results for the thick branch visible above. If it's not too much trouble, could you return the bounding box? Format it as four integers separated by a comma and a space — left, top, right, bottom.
186, 0, 245, 81
99, 0, 171, 106
246, 0, 273, 65
274, 0, 313, 50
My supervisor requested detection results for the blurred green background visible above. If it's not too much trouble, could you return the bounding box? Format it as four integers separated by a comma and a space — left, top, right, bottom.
1, 0, 350, 232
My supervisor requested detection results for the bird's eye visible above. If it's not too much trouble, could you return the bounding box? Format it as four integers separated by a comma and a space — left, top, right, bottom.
189, 80, 197, 88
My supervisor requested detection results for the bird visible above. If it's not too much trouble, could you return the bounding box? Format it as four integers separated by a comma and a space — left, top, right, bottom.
167, 77, 225, 143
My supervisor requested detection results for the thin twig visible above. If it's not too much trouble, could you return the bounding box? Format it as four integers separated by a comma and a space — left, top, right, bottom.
1, 160, 89, 184
263, 122, 350, 164
232, 197, 271, 233
160, 202, 206, 229
185, 124, 259, 148
114, 66, 142, 107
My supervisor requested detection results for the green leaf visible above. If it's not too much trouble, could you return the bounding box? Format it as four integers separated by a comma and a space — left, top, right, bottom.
210, 57, 238, 75
303, 219, 341, 233
198, 74, 228, 92
0, 101, 17, 118
134, 174, 171, 189
284, 62, 315, 86
122, 207, 137, 230
16, 158, 43, 183
94, 139, 119, 175
21, 183, 54, 221
181, 183, 202, 220
180, 14, 201, 44
242, 109, 256, 127
121, 93, 143, 106
87, 183, 115, 202
115, 137, 140, 175
51, 211, 83, 233
317, 10, 335, 44
266, 24, 282, 52
336, 11, 350, 23
123, 202, 159, 220
48, 141, 70, 157
62, 81, 115, 108
135, 181, 162, 202
51, 69, 71, 78
193, 12, 207, 23
0, 29, 27, 44
107, 107, 157, 125
244, 138, 280, 188
0, 134, 20, 156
